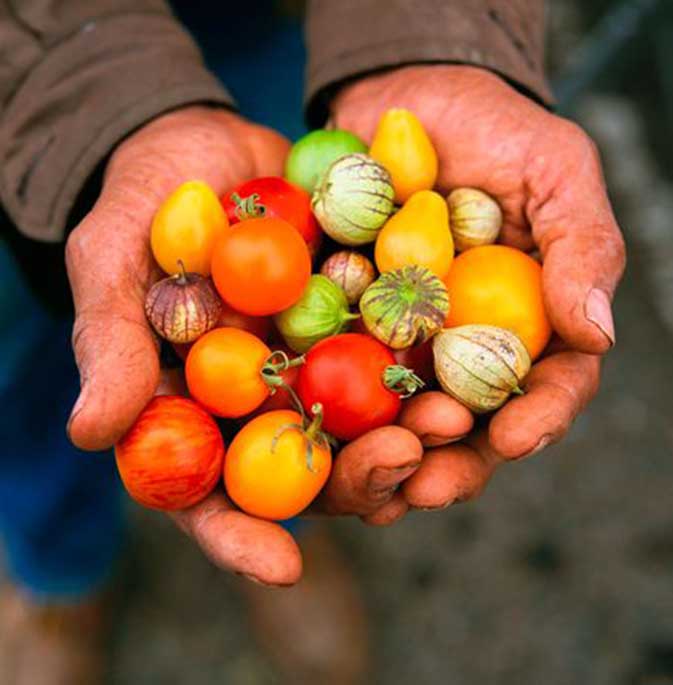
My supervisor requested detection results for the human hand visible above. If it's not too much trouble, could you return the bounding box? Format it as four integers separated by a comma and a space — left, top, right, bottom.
65, 104, 474, 582
331, 65, 626, 515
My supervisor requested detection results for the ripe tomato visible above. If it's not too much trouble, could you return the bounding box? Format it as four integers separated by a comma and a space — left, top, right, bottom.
151, 180, 229, 276
222, 177, 321, 255
297, 333, 418, 441
211, 217, 311, 316
225, 409, 332, 520
115, 396, 225, 511
185, 327, 272, 417
443, 245, 551, 360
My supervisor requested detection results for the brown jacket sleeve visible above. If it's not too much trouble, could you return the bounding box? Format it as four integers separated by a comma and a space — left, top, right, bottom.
305, 0, 552, 124
0, 1, 233, 243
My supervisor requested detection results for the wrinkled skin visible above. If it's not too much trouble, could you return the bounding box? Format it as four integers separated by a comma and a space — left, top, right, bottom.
329, 65, 626, 524
65, 106, 470, 586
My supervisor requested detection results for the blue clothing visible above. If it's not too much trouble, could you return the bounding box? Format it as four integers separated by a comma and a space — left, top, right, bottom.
0, 5, 306, 598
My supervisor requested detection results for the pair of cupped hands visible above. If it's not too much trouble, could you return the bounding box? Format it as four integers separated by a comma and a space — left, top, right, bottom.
65, 65, 625, 586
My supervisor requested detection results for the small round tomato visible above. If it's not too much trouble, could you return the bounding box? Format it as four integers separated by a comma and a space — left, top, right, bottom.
151, 180, 229, 276
297, 333, 421, 441
185, 327, 272, 417
211, 217, 311, 316
225, 409, 332, 520
115, 396, 225, 511
222, 177, 321, 255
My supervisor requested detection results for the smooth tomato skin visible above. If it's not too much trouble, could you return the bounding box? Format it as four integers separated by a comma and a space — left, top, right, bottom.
444, 245, 551, 360
151, 180, 229, 276
185, 327, 271, 417
211, 217, 312, 316
115, 396, 224, 511
297, 333, 400, 441
225, 410, 332, 520
222, 177, 321, 255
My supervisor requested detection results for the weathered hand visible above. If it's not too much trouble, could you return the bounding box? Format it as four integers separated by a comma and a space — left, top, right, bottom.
66, 106, 289, 451
65, 104, 473, 582
332, 65, 626, 515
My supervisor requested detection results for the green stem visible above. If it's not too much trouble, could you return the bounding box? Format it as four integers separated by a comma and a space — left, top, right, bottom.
232, 192, 267, 221
383, 364, 425, 398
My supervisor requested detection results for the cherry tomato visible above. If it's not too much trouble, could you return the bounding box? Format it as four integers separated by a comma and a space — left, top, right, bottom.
211, 217, 311, 316
222, 177, 321, 255
151, 180, 229, 276
297, 333, 415, 441
225, 409, 332, 520
186, 327, 272, 417
115, 396, 225, 511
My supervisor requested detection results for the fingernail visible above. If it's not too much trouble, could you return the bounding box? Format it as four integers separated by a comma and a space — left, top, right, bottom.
369, 464, 419, 491
522, 434, 552, 459
421, 433, 468, 447
585, 288, 615, 347
417, 499, 454, 511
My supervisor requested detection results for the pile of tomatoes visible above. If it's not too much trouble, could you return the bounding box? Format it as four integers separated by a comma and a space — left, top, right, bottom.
115, 111, 552, 522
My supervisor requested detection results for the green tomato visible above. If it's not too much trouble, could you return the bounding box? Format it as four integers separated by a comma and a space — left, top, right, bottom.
285, 130, 367, 194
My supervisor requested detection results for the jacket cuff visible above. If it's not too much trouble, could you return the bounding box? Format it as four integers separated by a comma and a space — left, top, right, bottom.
0, 13, 234, 243
305, 0, 553, 125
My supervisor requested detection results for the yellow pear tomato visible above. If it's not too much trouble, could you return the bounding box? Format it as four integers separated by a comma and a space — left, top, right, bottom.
151, 180, 229, 276
369, 108, 438, 203
375, 190, 454, 279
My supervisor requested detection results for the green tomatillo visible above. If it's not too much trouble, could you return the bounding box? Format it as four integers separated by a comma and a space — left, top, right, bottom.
274, 275, 360, 353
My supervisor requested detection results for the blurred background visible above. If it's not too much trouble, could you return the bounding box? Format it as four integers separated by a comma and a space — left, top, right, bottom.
4, 1, 673, 683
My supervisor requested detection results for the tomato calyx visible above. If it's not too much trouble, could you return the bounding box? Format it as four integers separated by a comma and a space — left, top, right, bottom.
383, 364, 425, 398
230, 192, 267, 221
271, 403, 333, 473
261, 350, 305, 391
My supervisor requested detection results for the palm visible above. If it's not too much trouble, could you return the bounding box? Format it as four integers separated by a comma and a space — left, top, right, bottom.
332, 65, 625, 513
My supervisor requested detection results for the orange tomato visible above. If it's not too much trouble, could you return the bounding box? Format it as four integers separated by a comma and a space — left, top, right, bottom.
185, 327, 272, 417
443, 245, 551, 360
151, 180, 229, 276
224, 409, 332, 520
210, 217, 311, 316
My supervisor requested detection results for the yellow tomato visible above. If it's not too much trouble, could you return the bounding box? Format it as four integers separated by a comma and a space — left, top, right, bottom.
375, 190, 454, 278
151, 180, 228, 276
369, 108, 438, 203
443, 245, 552, 360
224, 410, 332, 520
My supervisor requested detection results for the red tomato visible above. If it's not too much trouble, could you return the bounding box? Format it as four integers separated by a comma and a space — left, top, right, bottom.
211, 217, 311, 316
297, 333, 408, 441
115, 396, 225, 511
222, 177, 321, 255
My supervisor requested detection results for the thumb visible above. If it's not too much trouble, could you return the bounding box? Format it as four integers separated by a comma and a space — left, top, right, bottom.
530, 127, 626, 354
65, 195, 160, 451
